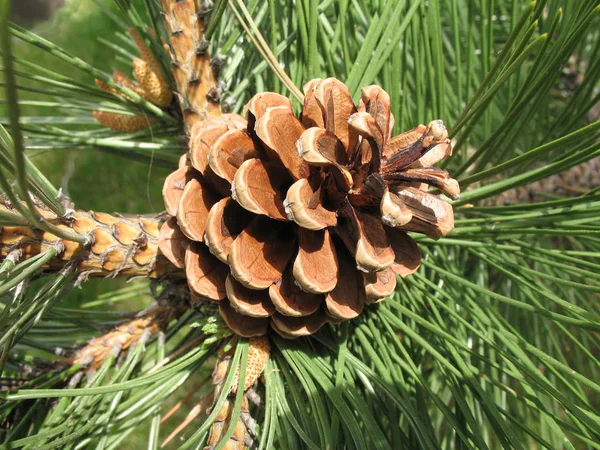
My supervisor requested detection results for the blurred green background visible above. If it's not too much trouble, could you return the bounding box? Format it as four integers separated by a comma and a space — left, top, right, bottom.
10, 0, 170, 215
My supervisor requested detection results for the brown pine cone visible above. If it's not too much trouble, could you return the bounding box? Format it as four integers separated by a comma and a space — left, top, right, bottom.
159, 78, 459, 338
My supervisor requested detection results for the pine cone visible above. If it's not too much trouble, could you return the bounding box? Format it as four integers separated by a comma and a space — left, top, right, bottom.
159, 78, 459, 338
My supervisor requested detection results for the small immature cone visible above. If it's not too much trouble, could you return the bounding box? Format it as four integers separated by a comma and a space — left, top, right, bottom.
92, 111, 154, 133
132, 58, 172, 108
97, 71, 150, 101
129, 28, 172, 107
232, 336, 271, 394
93, 29, 172, 131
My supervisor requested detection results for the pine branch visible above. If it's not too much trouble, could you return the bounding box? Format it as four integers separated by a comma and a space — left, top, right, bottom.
0, 201, 178, 279
159, 0, 222, 130
66, 295, 188, 372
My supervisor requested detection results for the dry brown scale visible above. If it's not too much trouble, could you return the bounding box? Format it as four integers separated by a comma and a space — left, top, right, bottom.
159, 77, 460, 338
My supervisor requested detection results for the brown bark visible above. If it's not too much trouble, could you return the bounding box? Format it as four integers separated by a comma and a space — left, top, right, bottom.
160, 0, 222, 131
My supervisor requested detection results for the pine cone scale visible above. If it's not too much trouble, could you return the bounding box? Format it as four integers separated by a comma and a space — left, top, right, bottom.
271, 309, 328, 337
228, 217, 296, 290
209, 130, 259, 182
293, 228, 339, 294
364, 267, 397, 303
177, 178, 220, 242
324, 243, 365, 320
313, 79, 359, 153
284, 178, 338, 230
269, 269, 324, 316
254, 106, 308, 180
231, 159, 291, 220
387, 227, 422, 277
190, 122, 231, 175
219, 301, 269, 337
185, 241, 228, 301
205, 198, 253, 264
225, 275, 275, 318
